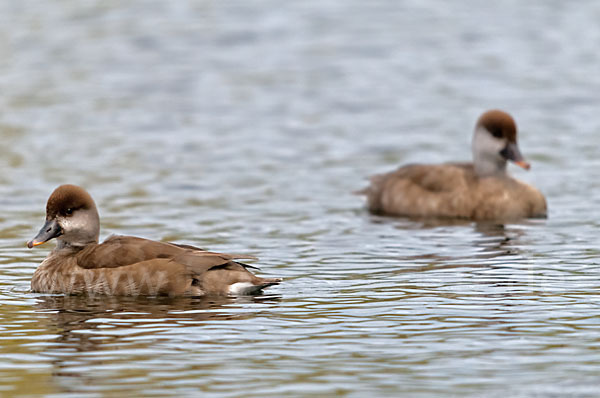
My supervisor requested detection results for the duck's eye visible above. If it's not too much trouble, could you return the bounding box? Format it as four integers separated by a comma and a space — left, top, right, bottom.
65, 208, 73, 216
489, 127, 503, 139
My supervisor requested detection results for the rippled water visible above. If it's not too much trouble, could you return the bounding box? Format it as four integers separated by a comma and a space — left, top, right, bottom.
1, 1, 600, 397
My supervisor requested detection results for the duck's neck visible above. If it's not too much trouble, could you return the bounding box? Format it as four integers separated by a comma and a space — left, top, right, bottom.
473, 155, 507, 177
472, 126, 508, 177
55, 237, 98, 251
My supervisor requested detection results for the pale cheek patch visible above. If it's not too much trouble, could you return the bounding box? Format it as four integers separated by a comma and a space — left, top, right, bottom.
60, 217, 86, 232
59, 212, 96, 241
473, 127, 506, 158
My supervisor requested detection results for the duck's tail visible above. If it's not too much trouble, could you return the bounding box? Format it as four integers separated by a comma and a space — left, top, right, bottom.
228, 278, 282, 295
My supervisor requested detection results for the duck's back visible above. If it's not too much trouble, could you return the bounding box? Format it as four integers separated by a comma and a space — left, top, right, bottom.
362, 162, 546, 221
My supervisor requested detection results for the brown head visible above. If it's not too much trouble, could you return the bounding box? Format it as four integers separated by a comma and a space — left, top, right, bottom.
472, 109, 530, 176
27, 185, 100, 249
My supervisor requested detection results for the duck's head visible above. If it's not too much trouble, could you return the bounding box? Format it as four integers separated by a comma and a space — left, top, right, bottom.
27, 184, 100, 249
472, 110, 530, 176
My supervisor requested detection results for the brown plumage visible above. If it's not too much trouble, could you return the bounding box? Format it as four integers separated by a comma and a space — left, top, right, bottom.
359, 110, 547, 221
27, 185, 281, 296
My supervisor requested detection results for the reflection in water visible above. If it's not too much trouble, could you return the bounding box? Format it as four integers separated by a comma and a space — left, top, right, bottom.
375, 221, 544, 298
35, 293, 281, 337
33, 294, 281, 395
377, 216, 530, 263
472, 222, 522, 257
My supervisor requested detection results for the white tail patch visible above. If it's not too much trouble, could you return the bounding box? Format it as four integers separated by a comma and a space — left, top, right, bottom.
228, 282, 257, 295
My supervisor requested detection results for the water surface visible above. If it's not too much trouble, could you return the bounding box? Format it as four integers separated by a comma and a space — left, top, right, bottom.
1, 1, 600, 397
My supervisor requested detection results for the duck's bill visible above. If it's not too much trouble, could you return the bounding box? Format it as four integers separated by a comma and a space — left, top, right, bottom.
500, 142, 531, 170
513, 160, 531, 170
27, 219, 62, 249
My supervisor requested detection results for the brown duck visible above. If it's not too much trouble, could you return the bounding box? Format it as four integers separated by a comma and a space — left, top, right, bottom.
27, 185, 281, 296
359, 110, 547, 221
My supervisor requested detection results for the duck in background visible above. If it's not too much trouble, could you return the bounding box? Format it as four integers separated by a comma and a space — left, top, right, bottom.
27, 184, 281, 296
358, 110, 547, 221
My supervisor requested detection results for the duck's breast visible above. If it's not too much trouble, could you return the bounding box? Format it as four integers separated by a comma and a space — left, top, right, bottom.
472, 177, 547, 220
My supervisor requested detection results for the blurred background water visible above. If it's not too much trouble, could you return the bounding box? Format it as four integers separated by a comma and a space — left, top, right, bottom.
1, 0, 600, 397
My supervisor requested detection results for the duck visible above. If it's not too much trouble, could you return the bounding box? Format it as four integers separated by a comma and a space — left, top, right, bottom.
359, 110, 547, 221
27, 184, 281, 296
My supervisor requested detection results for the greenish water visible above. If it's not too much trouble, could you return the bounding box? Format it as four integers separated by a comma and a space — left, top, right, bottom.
1, 1, 600, 397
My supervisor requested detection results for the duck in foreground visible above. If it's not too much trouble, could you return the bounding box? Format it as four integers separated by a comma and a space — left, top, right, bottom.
27, 184, 281, 296
359, 110, 547, 221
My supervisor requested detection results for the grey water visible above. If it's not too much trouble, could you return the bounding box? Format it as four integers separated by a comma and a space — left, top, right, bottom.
1, 1, 600, 397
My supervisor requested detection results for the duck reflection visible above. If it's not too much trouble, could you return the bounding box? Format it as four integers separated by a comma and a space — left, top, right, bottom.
35, 293, 280, 335
33, 293, 280, 392
472, 222, 518, 256
375, 217, 542, 276
375, 214, 532, 255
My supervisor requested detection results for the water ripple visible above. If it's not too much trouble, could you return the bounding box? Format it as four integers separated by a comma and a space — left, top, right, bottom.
1, 0, 600, 397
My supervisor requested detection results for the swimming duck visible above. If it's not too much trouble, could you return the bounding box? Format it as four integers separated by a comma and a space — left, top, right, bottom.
359, 110, 547, 221
27, 184, 281, 296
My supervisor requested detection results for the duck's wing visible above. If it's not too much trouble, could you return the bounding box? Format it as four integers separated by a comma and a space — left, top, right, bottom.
363, 163, 476, 218
381, 162, 473, 191
76, 235, 257, 270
